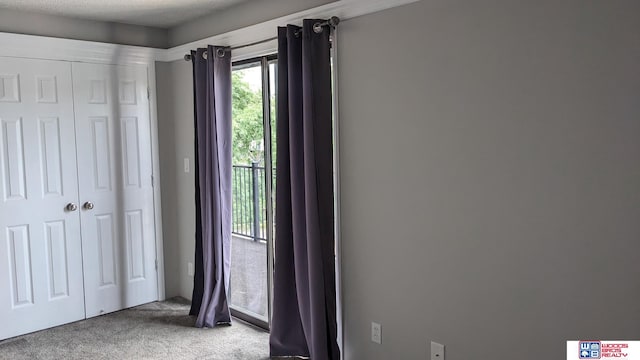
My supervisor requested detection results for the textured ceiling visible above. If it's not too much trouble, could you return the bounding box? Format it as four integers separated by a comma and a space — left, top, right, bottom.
0, 0, 254, 28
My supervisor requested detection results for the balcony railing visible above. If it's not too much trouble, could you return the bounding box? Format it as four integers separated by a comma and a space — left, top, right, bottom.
232, 163, 270, 242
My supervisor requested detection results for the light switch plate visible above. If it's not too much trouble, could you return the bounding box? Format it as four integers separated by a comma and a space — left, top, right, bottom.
184, 158, 190, 173
431, 341, 445, 360
188, 262, 194, 276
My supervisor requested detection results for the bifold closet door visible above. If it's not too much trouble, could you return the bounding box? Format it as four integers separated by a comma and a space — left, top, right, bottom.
0, 58, 85, 340
72, 63, 157, 317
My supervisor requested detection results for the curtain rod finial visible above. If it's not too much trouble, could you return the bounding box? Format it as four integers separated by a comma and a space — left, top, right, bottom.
184, 54, 192, 61
314, 16, 341, 33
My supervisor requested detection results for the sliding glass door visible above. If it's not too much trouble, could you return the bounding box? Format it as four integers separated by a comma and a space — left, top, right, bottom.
230, 55, 276, 329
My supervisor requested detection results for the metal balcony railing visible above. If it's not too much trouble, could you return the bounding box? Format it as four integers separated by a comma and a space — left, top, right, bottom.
232, 163, 269, 242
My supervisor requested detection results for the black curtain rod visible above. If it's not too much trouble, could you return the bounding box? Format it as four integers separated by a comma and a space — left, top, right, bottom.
184, 16, 340, 61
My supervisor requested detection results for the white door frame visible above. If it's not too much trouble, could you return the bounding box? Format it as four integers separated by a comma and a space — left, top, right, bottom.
0, 34, 167, 301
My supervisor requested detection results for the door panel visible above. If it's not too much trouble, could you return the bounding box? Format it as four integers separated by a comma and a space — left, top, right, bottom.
44, 220, 70, 299
72, 63, 157, 317
0, 57, 85, 340
39, 117, 64, 197
7, 225, 33, 306
96, 213, 117, 287
1, 117, 26, 200
229, 56, 276, 329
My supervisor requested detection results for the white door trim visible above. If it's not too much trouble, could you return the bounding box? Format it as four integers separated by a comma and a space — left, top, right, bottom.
146, 61, 166, 301
0, 32, 162, 65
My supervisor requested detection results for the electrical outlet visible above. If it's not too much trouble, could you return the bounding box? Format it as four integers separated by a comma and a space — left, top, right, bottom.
431, 341, 445, 360
371, 322, 381, 344
188, 262, 194, 276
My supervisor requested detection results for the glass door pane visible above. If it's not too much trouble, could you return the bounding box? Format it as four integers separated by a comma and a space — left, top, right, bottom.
230, 60, 269, 325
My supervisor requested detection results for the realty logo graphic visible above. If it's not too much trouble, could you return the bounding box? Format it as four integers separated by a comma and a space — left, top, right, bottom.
579, 341, 601, 359
574, 341, 634, 358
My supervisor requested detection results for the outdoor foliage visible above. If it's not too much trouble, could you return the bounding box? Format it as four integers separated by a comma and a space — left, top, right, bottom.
231, 68, 276, 239
232, 71, 264, 165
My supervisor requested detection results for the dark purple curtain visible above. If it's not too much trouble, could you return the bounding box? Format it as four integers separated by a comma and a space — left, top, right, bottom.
189, 45, 233, 328
269, 20, 340, 360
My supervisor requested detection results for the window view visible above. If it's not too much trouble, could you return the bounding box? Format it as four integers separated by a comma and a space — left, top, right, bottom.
230, 56, 276, 327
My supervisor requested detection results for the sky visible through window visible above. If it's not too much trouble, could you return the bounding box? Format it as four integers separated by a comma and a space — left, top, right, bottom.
242, 65, 262, 91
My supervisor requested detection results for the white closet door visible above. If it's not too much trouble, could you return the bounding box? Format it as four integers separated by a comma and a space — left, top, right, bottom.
72, 63, 157, 317
0, 57, 85, 340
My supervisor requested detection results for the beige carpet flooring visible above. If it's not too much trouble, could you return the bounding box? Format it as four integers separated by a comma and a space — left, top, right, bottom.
0, 297, 270, 360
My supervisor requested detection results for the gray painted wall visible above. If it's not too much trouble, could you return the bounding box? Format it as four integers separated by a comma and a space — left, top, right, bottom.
156, 60, 196, 299
155, 0, 640, 358
0, 8, 168, 48
167, 0, 333, 47
338, 0, 640, 359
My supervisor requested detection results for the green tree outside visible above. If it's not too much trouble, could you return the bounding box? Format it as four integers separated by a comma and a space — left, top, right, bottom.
231, 68, 276, 238
232, 71, 264, 165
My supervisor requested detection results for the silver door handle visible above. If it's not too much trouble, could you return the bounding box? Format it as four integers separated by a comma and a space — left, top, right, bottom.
83, 201, 94, 210
66, 203, 78, 212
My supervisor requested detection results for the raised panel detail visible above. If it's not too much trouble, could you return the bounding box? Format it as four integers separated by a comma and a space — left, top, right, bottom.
7, 225, 33, 307
1, 118, 27, 200
90, 117, 112, 191
121, 117, 141, 187
44, 221, 69, 299
0, 74, 20, 103
36, 76, 58, 103
96, 214, 116, 287
125, 210, 145, 281
89, 80, 106, 104
39, 117, 63, 197
119, 80, 136, 105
